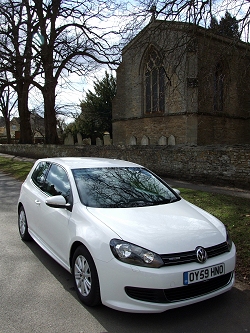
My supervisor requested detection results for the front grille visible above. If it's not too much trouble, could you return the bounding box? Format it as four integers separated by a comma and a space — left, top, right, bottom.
125, 287, 166, 303
160, 242, 229, 266
125, 272, 233, 303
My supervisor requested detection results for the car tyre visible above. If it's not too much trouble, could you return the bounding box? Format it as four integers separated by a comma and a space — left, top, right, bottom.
72, 245, 101, 307
18, 206, 32, 241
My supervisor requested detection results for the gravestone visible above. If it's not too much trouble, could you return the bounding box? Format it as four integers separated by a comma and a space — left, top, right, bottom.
158, 136, 167, 145
141, 135, 149, 145
129, 136, 137, 145
77, 133, 83, 145
168, 135, 176, 145
64, 133, 74, 145
103, 132, 112, 145
96, 137, 103, 146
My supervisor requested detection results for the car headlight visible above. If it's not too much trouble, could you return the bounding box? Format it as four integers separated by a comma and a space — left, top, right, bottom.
226, 227, 232, 251
110, 239, 164, 268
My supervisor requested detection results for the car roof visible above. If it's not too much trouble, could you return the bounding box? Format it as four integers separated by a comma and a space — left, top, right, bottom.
37, 157, 142, 170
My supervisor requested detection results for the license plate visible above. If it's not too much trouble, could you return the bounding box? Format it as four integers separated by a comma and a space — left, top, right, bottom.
183, 263, 225, 285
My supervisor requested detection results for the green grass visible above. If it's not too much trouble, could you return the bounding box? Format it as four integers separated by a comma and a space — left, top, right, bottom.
180, 188, 250, 285
0, 156, 249, 285
0, 156, 34, 181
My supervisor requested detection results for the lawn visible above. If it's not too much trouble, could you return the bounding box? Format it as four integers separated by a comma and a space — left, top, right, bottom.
0, 155, 249, 285
180, 188, 250, 285
0, 156, 34, 181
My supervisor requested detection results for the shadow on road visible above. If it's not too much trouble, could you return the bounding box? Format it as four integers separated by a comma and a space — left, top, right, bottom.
24, 239, 250, 333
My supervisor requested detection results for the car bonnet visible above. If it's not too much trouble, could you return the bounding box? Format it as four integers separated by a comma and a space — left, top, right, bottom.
86, 199, 226, 254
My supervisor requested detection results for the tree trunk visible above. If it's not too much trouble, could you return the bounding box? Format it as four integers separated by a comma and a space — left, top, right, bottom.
43, 83, 59, 144
17, 82, 33, 144
3, 116, 11, 143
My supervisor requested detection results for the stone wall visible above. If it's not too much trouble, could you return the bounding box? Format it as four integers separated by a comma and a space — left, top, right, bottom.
0, 144, 249, 189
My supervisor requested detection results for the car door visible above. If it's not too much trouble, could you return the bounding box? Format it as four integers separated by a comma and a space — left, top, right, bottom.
24, 161, 51, 236
33, 163, 73, 266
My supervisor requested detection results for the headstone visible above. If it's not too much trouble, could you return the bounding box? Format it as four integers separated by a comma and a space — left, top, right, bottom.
141, 135, 149, 145
168, 135, 176, 146
103, 132, 112, 145
129, 136, 137, 145
77, 133, 83, 145
96, 137, 103, 146
82, 138, 91, 145
64, 133, 74, 145
158, 136, 167, 145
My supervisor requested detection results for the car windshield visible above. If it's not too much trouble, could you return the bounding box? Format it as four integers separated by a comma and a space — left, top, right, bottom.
72, 167, 179, 208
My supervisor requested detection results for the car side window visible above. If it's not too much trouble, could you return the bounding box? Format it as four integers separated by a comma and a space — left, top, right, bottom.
31, 161, 50, 188
43, 164, 72, 203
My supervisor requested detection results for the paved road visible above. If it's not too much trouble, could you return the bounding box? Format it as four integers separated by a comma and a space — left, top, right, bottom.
0, 172, 250, 333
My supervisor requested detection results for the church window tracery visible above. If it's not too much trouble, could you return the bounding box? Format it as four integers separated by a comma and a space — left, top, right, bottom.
214, 62, 225, 112
144, 47, 165, 114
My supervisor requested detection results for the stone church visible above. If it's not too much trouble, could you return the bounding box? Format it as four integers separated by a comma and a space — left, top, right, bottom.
112, 20, 250, 146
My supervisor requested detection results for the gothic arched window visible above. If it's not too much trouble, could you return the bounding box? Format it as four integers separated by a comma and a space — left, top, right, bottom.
214, 62, 225, 112
144, 48, 165, 114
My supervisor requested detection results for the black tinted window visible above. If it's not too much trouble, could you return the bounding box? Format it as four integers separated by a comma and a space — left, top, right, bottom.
31, 161, 50, 188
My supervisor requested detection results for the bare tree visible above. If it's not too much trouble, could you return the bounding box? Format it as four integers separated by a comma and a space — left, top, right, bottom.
31, 0, 124, 144
0, 84, 17, 143
129, 0, 250, 41
0, 0, 39, 143
0, 0, 125, 144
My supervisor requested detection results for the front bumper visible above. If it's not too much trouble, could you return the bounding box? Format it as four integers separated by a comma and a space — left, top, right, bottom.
95, 243, 236, 313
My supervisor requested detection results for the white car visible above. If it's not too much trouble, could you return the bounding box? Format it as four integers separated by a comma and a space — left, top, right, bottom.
18, 157, 236, 313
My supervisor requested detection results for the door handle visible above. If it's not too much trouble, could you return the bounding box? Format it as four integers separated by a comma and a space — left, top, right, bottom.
35, 199, 41, 205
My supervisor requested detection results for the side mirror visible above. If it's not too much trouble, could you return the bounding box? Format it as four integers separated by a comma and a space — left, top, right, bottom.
173, 188, 181, 195
46, 195, 72, 211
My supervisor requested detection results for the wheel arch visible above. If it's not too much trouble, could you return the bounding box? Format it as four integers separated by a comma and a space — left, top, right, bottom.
70, 241, 89, 271
18, 202, 23, 212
